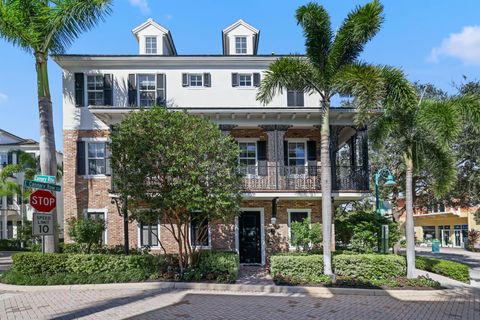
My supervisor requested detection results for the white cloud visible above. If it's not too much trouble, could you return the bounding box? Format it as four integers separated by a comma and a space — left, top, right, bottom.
129, 0, 151, 15
430, 26, 480, 65
0, 93, 7, 105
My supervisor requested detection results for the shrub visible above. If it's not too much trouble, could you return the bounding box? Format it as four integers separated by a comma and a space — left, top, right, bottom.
416, 256, 470, 283
0, 239, 23, 251
66, 218, 105, 253
466, 229, 480, 251
270, 254, 325, 284
290, 218, 322, 252
333, 254, 406, 280
184, 251, 239, 283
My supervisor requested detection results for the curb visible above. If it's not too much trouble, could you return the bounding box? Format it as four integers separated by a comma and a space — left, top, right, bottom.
0, 281, 465, 297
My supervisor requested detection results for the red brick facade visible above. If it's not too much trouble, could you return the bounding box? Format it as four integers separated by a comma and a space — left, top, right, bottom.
64, 129, 323, 259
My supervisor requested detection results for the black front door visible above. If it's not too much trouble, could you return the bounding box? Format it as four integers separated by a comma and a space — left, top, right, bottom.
239, 211, 262, 264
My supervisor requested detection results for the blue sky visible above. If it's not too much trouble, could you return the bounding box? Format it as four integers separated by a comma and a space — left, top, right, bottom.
1, 0, 480, 151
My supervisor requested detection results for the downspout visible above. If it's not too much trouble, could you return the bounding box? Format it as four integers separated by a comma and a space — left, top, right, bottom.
274, 125, 279, 190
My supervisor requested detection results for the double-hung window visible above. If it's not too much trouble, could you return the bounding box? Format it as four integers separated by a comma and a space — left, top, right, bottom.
238, 74, 252, 87
288, 210, 310, 247
189, 74, 203, 87
87, 142, 107, 175
140, 223, 159, 247
87, 211, 106, 244
0, 153, 7, 167
287, 90, 304, 107
87, 75, 104, 106
138, 74, 156, 107
145, 36, 157, 54
287, 141, 307, 175
190, 213, 210, 248
235, 36, 247, 54
238, 142, 257, 175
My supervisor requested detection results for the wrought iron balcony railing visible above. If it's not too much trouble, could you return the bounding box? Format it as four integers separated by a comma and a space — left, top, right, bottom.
240, 165, 369, 192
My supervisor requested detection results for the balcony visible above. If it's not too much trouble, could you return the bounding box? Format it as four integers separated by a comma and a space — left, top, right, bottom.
240, 165, 369, 192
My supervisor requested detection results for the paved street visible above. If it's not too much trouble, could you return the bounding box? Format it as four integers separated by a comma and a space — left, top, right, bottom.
0, 286, 479, 320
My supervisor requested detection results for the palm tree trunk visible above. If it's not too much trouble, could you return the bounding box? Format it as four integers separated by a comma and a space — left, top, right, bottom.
35, 51, 59, 253
404, 146, 415, 278
320, 100, 333, 276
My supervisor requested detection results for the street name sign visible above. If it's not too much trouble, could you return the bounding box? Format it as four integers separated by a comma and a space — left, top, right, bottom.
24, 179, 61, 192
33, 213, 54, 236
34, 175, 56, 184
30, 190, 56, 213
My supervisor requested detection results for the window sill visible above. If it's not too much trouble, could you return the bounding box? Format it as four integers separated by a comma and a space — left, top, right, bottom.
81, 174, 109, 179
191, 246, 212, 250
185, 87, 208, 90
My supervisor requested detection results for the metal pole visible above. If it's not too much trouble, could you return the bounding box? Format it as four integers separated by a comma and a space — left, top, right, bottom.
123, 196, 129, 255
375, 172, 380, 216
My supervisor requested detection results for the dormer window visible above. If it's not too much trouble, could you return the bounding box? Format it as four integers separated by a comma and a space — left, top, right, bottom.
145, 36, 157, 54
235, 36, 247, 54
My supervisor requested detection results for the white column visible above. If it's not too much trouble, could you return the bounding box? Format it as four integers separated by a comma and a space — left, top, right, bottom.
2, 204, 7, 239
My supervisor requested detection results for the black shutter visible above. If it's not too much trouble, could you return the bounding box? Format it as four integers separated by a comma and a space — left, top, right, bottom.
7, 152, 12, 164
203, 73, 211, 87
287, 90, 294, 106
156, 74, 166, 106
282, 141, 288, 176
128, 74, 137, 107
232, 73, 238, 87
77, 141, 86, 175
74, 73, 84, 107
253, 73, 260, 87
103, 74, 113, 106
105, 142, 111, 176
257, 141, 267, 176
182, 73, 189, 87
307, 141, 317, 161
297, 91, 304, 106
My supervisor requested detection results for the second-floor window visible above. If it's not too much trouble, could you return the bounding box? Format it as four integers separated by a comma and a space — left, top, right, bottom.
235, 36, 247, 54
287, 90, 304, 107
189, 74, 203, 87
145, 36, 157, 54
87, 75, 104, 106
138, 74, 156, 107
87, 142, 107, 175
287, 141, 307, 175
239, 142, 257, 175
239, 74, 252, 87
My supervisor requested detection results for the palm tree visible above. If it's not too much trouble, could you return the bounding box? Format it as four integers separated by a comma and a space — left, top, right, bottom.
256, 1, 414, 276
0, 0, 112, 252
370, 94, 480, 278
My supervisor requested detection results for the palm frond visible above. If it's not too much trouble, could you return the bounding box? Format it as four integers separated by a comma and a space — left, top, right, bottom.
256, 56, 320, 105
327, 0, 384, 75
381, 66, 417, 112
417, 99, 462, 147
333, 62, 385, 126
0, 0, 39, 52
44, 0, 112, 53
295, 2, 332, 79
452, 94, 480, 132
369, 115, 396, 148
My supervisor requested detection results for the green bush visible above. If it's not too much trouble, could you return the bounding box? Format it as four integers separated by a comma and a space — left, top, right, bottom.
66, 218, 105, 253
0, 239, 24, 251
416, 256, 470, 283
333, 254, 406, 280
270, 254, 326, 284
184, 251, 239, 283
290, 218, 322, 252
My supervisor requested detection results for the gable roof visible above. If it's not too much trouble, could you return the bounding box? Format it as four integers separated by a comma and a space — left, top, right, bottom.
131, 18, 177, 55
0, 129, 38, 146
222, 19, 259, 34
222, 19, 260, 55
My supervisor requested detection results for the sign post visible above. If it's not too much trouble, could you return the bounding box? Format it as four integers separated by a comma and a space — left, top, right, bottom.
33, 213, 54, 253
29, 189, 57, 254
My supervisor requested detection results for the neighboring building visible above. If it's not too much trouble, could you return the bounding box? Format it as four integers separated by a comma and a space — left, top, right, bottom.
0, 129, 64, 239
397, 198, 480, 248
54, 19, 370, 264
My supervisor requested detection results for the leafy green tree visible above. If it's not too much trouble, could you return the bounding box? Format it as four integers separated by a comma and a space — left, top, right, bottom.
0, 0, 112, 253
256, 1, 413, 275
110, 108, 242, 272
290, 218, 322, 252
0, 150, 37, 204
67, 217, 105, 253
370, 91, 480, 277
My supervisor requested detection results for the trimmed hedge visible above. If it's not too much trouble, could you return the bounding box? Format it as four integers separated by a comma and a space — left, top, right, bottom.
333, 254, 406, 280
270, 255, 328, 284
416, 256, 470, 283
184, 251, 239, 283
0, 239, 27, 251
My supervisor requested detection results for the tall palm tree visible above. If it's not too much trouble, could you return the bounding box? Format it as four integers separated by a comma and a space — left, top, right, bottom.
370, 94, 480, 278
0, 0, 112, 252
257, 1, 414, 275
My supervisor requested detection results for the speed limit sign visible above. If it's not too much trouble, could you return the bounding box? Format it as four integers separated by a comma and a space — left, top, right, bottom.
33, 213, 54, 236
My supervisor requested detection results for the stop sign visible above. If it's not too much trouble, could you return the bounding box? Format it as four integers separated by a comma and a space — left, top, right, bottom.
30, 190, 56, 212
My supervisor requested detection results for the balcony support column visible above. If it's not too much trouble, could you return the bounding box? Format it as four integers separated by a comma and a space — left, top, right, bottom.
261, 125, 290, 190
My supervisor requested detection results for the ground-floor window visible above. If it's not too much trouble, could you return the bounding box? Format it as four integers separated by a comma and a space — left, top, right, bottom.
288, 210, 310, 246
190, 213, 210, 248
438, 225, 451, 246
87, 211, 106, 245
140, 223, 159, 247
422, 226, 436, 242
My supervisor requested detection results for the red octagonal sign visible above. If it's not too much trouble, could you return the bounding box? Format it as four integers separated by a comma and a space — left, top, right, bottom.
30, 190, 56, 213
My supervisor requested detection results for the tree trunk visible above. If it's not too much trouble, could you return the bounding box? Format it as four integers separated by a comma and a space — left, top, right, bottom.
404, 146, 415, 279
320, 100, 333, 276
35, 52, 58, 253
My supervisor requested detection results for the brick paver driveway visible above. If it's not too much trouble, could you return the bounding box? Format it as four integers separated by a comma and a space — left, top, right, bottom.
0, 287, 479, 320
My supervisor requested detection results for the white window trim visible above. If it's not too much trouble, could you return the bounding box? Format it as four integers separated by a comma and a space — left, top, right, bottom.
286, 139, 308, 176
137, 222, 161, 249
238, 73, 253, 88
235, 36, 248, 55
86, 74, 105, 107
188, 73, 204, 88
145, 36, 158, 55
235, 208, 266, 265
81, 138, 109, 179
189, 212, 212, 249
287, 209, 312, 250
84, 208, 108, 245
137, 74, 157, 107
237, 138, 259, 177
